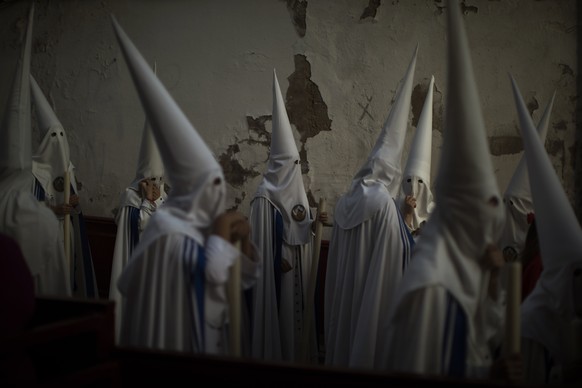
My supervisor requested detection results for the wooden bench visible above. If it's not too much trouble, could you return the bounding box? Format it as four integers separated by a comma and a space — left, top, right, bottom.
0, 297, 120, 387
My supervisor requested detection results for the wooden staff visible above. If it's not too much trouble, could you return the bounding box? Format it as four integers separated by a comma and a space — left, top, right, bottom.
63, 170, 72, 274
300, 197, 326, 362
504, 261, 522, 355
228, 239, 242, 357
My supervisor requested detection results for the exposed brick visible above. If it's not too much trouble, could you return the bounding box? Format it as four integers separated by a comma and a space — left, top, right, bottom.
361, 0, 381, 20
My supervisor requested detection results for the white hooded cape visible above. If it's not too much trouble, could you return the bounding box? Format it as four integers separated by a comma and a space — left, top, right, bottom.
397, 75, 436, 235
111, 16, 260, 355
248, 70, 317, 363
30, 75, 98, 298
377, 0, 505, 378
0, 5, 70, 297
499, 92, 555, 261
324, 47, 417, 369
510, 76, 582, 384
109, 95, 167, 342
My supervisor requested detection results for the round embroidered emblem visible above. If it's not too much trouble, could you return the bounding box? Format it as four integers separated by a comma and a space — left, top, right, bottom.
53, 176, 65, 193
291, 204, 306, 221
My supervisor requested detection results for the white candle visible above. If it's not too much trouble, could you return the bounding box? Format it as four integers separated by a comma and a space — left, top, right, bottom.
504, 261, 522, 355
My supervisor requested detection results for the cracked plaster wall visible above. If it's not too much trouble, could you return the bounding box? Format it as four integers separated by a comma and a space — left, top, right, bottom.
0, 0, 579, 240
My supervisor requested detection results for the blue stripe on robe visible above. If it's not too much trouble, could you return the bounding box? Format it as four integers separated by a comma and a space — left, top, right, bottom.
273, 208, 284, 312
184, 237, 206, 353
33, 178, 46, 202
394, 199, 415, 273
442, 292, 467, 377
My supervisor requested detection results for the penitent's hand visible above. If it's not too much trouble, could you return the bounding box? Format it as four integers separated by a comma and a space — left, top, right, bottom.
52, 203, 74, 216
403, 195, 417, 214
69, 194, 80, 207
481, 243, 504, 300
140, 179, 161, 202
213, 211, 253, 258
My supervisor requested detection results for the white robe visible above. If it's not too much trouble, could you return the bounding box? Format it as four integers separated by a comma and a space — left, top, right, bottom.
31, 174, 97, 298
376, 207, 506, 378
118, 231, 260, 355
109, 187, 166, 342
0, 172, 70, 296
324, 199, 413, 369
382, 286, 502, 378
248, 196, 317, 363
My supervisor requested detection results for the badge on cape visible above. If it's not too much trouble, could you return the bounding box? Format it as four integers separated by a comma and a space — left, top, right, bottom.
292, 204, 306, 221
53, 176, 64, 192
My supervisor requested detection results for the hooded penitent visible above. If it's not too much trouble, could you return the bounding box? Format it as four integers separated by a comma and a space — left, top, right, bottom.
0, 5, 70, 296
111, 15, 225, 248
324, 47, 417, 369
109, 62, 168, 342
30, 74, 98, 298
335, 45, 417, 230
30, 75, 77, 202
499, 92, 555, 261
379, 0, 505, 373
398, 75, 435, 230
247, 70, 316, 362
510, 76, 582, 366
252, 70, 312, 245
112, 15, 235, 354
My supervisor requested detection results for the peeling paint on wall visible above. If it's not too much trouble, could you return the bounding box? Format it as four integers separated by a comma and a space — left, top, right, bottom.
245, 115, 272, 147
433, 0, 446, 15
546, 138, 564, 157
554, 120, 567, 131
286, 54, 332, 173
411, 79, 443, 133
559, 63, 574, 77
569, 143, 577, 169
526, 95, 539, 117
218, 144, 261, 188
360, 0, 381, 20
286, 55, 332, 172
283, 0, 307, 38
461, 1, 478, 15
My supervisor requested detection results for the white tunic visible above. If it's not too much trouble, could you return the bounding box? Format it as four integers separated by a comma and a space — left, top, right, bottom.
109, 187, 166, 342
376, 203, 506, 379
248, 197, 317, 362
324, 198, 413, 369
31, 174, 97, 298
118, 224, 260, 355
382, 286, 501, 378
0, 172, 70, 296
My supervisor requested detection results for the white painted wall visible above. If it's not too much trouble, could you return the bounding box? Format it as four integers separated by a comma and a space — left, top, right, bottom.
0, 0, 577, 241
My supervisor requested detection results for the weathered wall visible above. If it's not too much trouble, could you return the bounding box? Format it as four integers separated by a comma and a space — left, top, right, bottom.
0, 0, 578, 240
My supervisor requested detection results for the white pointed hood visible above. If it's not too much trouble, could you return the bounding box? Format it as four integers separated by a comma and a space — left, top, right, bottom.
511, 76, 582, 364
111, 15, 225, 246
335, 46, 417, 229
129, 63, 165, 192
252, 70, 312, 245
398, 75, 435, 229
31, 75, 78, 199
390, 0, 505, 341
130, 120, 165, 191
0, 5, 33, 183
0, 5, 64, 283
499, 92, 555, 259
